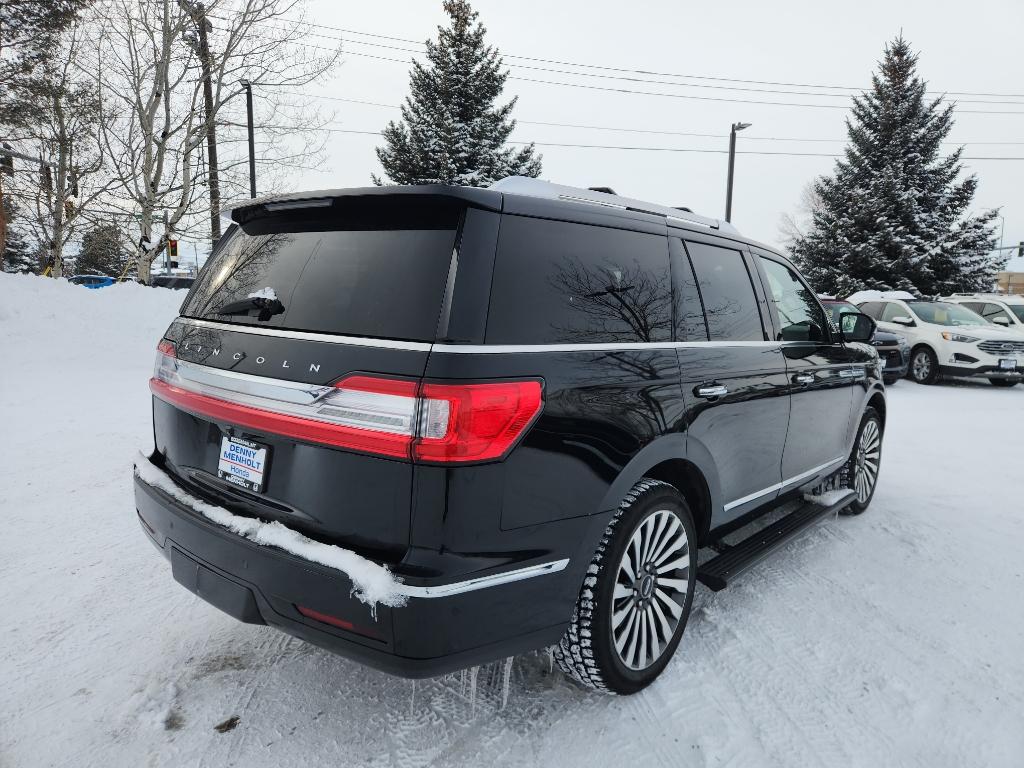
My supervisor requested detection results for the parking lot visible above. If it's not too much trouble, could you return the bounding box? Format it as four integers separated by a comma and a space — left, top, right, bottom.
1, 274, 1022, 767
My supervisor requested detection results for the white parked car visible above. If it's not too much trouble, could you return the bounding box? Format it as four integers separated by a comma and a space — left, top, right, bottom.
855, 297, 1024, 387
941, 293, 1024, 335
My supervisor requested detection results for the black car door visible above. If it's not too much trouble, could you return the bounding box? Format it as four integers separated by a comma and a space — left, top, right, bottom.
751, 252, 859, 484
673, 236, 790, 527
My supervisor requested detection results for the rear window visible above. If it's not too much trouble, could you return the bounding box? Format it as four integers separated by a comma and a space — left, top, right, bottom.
181, 196, 462, 341
486, 215, 672, 344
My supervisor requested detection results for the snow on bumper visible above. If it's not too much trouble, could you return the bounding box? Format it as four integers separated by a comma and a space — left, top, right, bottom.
134, 453, 407, 608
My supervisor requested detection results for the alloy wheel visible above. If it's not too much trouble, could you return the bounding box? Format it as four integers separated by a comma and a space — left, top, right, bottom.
912, 351, 931, 381
611, 509, 690, 671
853, 419, 881, 503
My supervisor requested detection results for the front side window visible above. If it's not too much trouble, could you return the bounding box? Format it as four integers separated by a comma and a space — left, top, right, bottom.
486, 216, 672, 345
686, 242, 764, 342
980, 303, 1012, 323
757, 257, 829, 342
1009, 305, 1024, 324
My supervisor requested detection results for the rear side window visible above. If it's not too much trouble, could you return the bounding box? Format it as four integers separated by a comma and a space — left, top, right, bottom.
880, 303, 905, 322
858, 301, 882, 319
486, 216, 672, 344
181, 197, 461, 341
685, 241, 764, 342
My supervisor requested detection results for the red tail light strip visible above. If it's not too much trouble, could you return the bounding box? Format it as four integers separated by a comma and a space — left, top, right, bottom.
151, 341, 543, 463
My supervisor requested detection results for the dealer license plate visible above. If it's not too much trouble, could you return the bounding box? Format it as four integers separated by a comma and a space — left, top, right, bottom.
217, 436, 269, 493
999, 358, 1017, 370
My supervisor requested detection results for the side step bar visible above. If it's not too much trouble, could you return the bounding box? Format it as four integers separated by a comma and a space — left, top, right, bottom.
697, 490, 857, 592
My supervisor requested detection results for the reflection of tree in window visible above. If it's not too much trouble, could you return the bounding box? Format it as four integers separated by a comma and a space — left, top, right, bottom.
758, 257, 825, 342
547, 257, 672, 344
189, 232, 296, 319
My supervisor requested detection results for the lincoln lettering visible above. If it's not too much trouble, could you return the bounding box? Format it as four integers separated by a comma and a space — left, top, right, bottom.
181, 343, 321, 372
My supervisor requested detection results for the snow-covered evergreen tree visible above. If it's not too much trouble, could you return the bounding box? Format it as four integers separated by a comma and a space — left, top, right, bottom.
374, 0, 541, 186
1, 198, 38, 274
791, 37, 1002, 296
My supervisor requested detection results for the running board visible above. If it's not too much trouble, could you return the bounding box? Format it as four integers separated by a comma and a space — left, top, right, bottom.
697, 490, 857, 592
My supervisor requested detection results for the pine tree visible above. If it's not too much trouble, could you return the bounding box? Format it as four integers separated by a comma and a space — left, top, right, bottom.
76, 223, 130, 277
1, 197, 38, 274
374, 0, 541, 186
790, 37, 1002, 297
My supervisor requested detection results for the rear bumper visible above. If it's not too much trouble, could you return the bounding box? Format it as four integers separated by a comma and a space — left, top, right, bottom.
135, 463, 588, 678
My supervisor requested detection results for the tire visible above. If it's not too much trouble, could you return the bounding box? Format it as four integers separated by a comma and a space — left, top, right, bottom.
909, 346, 939, 385
883, 375, 900, 386
988, 379, 1019, 388
838, 406, 883, 516
554, 479, 697, 695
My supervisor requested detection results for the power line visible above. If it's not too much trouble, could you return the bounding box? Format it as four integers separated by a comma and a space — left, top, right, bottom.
244, 123, 1024, 159
257, 15, 1024, 100
332, 48, 1024, 115
242, 16, 1024, 108
277, 92, 1024, 145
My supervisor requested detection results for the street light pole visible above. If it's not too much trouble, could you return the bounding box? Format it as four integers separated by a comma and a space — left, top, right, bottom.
240, 80, 256, 198
725, 121, 751, 223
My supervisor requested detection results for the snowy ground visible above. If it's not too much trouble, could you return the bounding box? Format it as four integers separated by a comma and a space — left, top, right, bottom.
2, 272, 1023, 768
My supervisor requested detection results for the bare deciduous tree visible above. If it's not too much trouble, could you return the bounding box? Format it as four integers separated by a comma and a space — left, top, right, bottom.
92, 0, 339, 283
778, 182, 823, 253
3, 21, 113, 278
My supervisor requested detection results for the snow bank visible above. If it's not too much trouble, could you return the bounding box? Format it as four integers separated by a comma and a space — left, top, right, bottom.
846, 289, 917, 303
134, 453, 407, 609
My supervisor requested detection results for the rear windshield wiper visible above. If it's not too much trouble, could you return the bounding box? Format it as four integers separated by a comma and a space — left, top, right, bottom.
214, 296, 285, 321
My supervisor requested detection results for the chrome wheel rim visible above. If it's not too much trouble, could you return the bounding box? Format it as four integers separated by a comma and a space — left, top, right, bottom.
611, 509, 689, 671
853, 420, 881, 503
912, 351, 931, 381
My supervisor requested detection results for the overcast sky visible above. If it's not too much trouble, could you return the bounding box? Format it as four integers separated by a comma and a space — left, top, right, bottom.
282, 0, 1024, 270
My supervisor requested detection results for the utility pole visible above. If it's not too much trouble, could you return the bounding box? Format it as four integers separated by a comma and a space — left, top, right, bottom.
724, 122, 751, 223
240, 80, 256, 198
180, 0, 221, 244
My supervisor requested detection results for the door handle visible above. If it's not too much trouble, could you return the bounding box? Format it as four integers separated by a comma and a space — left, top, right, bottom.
695, 384, 729, 398
792, 373, 815, 385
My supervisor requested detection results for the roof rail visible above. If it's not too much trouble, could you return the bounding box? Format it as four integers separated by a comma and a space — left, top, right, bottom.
490, 177, 738, 235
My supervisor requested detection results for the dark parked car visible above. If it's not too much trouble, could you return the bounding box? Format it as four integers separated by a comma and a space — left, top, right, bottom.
821, 298, 909, 385
134, 179, 885, 694
151, 275, 195, 290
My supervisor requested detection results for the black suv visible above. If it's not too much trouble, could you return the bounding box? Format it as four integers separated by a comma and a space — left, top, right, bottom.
134, 179, 885, 694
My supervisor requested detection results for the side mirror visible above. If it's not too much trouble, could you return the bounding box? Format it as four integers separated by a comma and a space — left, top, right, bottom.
891, 315, 915, 326
993, 316, 1011, 326
840, 312, 876, 343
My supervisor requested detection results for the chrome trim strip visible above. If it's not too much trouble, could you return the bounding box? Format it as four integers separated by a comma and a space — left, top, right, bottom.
723, 456, 847, 512
177, 318, 434, 352
431, 340, 782, 354
173, 359, 333, 405
396, 558, 571, 598
174, 318, 783, 354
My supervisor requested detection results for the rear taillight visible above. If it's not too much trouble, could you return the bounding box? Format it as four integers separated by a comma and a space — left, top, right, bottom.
149, 341, 542, 464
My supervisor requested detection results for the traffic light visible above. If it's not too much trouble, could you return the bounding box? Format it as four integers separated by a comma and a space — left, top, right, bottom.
168, 239, 178, 260
1018, 241, 1023, 259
